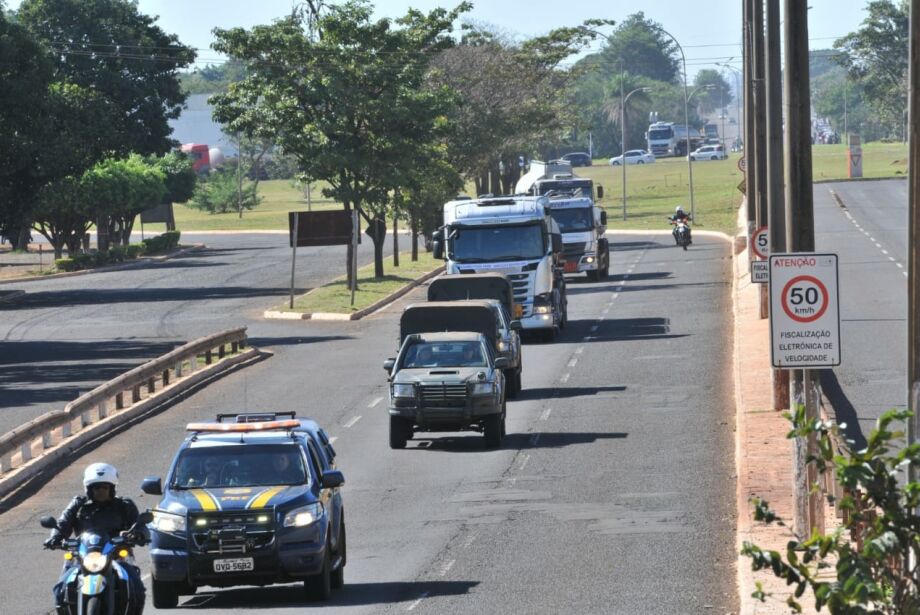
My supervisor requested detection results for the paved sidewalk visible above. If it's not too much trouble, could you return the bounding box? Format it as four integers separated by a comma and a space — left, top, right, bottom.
733, 243, 818, 614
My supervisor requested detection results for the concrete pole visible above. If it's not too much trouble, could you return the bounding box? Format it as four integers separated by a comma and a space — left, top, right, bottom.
783, 0, 821, 539
765, 0, 789, 410
753, 0, 769, 319
743, 0, 757, 231
907, 0, 920, 485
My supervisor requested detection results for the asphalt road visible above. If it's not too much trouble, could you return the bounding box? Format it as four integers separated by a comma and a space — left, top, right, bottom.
813, 180, 908, 448
0, 232, 392, 435
0, 232, 737, 614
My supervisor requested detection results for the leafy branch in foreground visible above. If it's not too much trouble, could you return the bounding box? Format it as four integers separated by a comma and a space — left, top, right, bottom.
742, 406, 920, 613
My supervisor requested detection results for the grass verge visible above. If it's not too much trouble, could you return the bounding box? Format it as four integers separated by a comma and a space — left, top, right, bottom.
283, 251, 442, 314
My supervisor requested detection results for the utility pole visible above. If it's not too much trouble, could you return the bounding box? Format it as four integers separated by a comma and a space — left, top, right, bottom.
765, 0, 789, 410
753, 0, 769, 318
743, 0, 756, 231
784, 0, 821, 539
907, 0, 920, 485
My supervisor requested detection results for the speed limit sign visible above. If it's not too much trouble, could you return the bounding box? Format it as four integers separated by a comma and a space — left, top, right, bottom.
738, 157, 746, 173
750, 225, 769, 259
769, 253, 840, 368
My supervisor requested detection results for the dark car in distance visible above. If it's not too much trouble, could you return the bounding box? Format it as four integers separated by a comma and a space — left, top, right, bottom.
560, 152, 593, 167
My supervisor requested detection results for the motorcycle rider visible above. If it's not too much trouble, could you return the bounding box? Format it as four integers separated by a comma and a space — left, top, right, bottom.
44, 462, 149, 615
668, 206, 692, 245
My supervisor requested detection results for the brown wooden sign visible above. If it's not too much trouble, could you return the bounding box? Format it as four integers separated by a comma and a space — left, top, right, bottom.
288, 210, 355, 247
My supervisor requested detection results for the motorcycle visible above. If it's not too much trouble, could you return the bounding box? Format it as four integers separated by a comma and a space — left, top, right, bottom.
42, 511, 152, 615
669, 217, 692, 250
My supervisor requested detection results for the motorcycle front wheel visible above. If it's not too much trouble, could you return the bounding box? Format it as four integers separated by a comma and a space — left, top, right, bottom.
85, 596, 102, 615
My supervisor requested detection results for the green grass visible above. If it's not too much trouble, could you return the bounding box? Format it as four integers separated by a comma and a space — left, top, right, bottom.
283, 251, 442, 314
141, 143, 908, 237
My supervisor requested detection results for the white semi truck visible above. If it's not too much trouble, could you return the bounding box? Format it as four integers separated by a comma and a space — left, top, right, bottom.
515, 160, 609, 281
433, 195, 567, 341
646, 121, 703, 157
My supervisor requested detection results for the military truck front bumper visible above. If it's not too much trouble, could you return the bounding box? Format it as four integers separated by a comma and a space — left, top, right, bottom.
389, 391, 500, 429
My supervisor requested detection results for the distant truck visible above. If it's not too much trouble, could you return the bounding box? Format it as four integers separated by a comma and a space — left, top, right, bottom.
703, 124, 719, 140
646, 122, 704, 157
514, 159, 596, 201
180, 143, 225, 174
545, 195, 609, 281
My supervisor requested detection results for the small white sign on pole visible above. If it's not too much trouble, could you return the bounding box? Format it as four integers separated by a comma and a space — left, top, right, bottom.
751, 260, 769, 284
769, 253, 841, 368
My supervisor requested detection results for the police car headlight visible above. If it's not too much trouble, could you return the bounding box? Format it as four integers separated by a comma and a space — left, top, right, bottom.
532, 305, 551, 314
392, 383, 415, 398
82, 552, 108, 573
283, 502, 324, 528
471, 382, 495, 396
152, 511, 186, 534
497, 340, 508, 352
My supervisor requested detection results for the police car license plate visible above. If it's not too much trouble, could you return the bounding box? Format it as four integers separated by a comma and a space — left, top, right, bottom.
213, 557, 254, 573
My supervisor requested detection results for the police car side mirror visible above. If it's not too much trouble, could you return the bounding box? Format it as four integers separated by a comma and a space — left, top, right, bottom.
494, 357, 510, 370
40, 515, 59, 530
141, 477, 163, 496
321, 470, 345, 489
510, 320, 522, 331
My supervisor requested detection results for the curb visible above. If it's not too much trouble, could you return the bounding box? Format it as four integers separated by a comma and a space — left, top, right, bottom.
264, 265, 446, 322
0, 346, 268, 503
814, 175, 906, 185
0, 243, 205, 285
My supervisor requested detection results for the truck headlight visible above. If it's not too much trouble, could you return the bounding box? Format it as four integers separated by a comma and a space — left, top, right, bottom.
471, 382, 495, 396
497, 340, 508, 352
585, 256, 595, 263
532, 305, 551, 314
283, 502, 324, 528
152, 511, 186, 534
392, 383, 415, 398
82, 551, 108, 573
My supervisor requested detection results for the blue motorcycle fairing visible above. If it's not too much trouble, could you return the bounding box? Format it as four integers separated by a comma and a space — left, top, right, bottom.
112, 560, 130, 582
63, 566, 79, 584
81, 574, 106, 596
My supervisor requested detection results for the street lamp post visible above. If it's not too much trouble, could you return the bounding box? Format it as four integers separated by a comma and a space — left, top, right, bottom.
718, 62, 744, 151
620, 85, 652, 221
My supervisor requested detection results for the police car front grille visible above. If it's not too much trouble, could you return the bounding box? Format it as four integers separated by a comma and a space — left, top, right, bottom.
189, 511, 276, 554
419, 384, 468, 407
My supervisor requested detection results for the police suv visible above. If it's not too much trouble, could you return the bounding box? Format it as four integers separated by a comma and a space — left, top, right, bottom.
141, 412, 345, 607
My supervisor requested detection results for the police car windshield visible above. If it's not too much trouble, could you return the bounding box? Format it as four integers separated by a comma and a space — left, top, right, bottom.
170, 445, 309, 489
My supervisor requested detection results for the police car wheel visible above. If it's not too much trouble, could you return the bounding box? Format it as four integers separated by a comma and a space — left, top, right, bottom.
331, 522, 346, 589
305, 542, 332, 601
152, 579, 180, 609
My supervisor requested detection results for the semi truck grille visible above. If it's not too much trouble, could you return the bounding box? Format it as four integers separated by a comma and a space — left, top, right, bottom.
563, 243, 588, 257
419, 383, 468, 407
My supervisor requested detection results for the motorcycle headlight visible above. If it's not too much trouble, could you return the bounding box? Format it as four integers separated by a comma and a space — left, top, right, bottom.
283, 502, 324, 528
392, 383, 415, 398
471, 382, 495, 396
82, 551, 108, 573
152, 511, 186, 534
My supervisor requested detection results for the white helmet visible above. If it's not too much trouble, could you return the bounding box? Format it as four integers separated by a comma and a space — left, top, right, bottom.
83, 462, 119, 488
675, 205, 685, 214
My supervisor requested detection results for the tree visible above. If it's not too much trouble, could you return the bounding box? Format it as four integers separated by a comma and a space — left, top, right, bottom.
0, 10, 52, 248
600, 73, 654, 154
151, 151, 197, 206
17, 0, 196, 156
742, 407, 920, 612
692, 69, 732, 116
585, 13, 680, 84
212, 0, 468, 278
833, 0, 909, 139
188, 167, 260, 216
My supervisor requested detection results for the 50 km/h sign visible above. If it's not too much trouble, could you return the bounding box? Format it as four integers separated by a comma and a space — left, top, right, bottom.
750, 225, 769, 260
769, 253, 840, 368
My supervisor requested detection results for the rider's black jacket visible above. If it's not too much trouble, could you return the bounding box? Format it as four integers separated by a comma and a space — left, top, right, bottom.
49, 496, 150, 543
669, 213, 691, 223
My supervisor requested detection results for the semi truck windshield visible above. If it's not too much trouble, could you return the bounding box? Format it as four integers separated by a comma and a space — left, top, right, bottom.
449, 223, 545, 263
648, 128, 673, 140
549, 208, 594, 232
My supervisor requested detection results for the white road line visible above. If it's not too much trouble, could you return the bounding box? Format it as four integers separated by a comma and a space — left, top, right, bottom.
142, 573, 151, 583
575, 346, 584, 354
529, 433, 541, 446
905, 271, 910, 277
582, 336, 593, 342
518, 453, 531, 471
882, 249, 889, 255
407, 592, 429, 611
438, 559, 456, 577
602, 307, 610, 315
539, 407, 553, 421
368, 396, 383, 408
560, 373, 570, 383
611, 293, 619, 300
590, 325, 598, 332
343, 415, 362, 429
329, 436, 338, 444
897, 263, 904, 269
462, 533, 477, 549
567, 357, 578, 368
874, 242, 882, 248
889, 256, 897, 262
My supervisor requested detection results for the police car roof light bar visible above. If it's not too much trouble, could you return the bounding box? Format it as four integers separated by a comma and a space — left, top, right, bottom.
186, 419, 301, 433
215, 411, 297, 423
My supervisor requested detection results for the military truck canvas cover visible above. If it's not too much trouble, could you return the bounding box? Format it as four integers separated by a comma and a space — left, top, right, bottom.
400, 301, 499, 346
427, 273, 515, 317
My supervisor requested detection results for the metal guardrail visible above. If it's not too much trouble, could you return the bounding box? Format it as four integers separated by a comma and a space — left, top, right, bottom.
0, 327, 248, 477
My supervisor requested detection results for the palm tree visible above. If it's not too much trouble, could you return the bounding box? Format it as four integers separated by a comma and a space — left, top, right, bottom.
601, 74, 653, 153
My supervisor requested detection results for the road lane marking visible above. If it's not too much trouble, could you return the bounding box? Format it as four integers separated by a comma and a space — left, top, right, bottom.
407, 592, 429, 611
344, 415, 362, 429
590, 325, 598, 332
539, 407, 552, 421
518, 454, 531, 471
529, 433, 541, 446
567, 357, 578, 368
611, 293, 619, 300
575, 346, 584, 354
897, 263, 904, 269
329, 436, 338, 444
882, 249, 889, 255
462, 533, 477, 548
438, 559, 456, 577
889, 256, 897, 262
602, 307, 610, 315
368, 396, 383, 408
560, 373, 570, 383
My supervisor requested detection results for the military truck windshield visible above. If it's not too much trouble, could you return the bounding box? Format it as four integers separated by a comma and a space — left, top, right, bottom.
449, 223, 545, 263
549, 207, 594, 232
402, 341, 486, 368
649, 127, 673, 140
171, 444, 308, 488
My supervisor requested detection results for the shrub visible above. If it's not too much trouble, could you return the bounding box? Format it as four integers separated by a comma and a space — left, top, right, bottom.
126, 243, 145, 259
108, 245, 126, 263
73, 253, 95, 270
142, 230, 181, 254
55, 258, 77, 271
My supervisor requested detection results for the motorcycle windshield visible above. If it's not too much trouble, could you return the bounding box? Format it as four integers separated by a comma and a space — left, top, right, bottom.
78, 531, 113, 557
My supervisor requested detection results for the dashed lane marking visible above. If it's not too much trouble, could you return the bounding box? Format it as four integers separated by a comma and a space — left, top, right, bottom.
518, 454, 531, 471
539, 407, 552, 421
560, 373, 570, 383
407, 592, 429, 611
567, 357, 578, 368
575, 346, 584, 354
329, 436, 338, 444
529, 433, 541, 446
344, 415, 362, 429
889, 256, 897, 262
368, 396, 383, 408
438, 559, 456, 577
897, 263, 904, 269
882, 249, 889, 255
590, 325, 598, 332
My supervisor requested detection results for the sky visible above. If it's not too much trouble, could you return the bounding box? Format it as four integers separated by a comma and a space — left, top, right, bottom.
7, 0, 872, 79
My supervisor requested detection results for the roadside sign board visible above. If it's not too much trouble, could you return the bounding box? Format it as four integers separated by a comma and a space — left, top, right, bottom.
751, 260, 769, 284
736, 180, 746, 195
738, 157, 746, 173
750, 225, 769, 259
769, 253, 840, 368
288, 210, 355, 247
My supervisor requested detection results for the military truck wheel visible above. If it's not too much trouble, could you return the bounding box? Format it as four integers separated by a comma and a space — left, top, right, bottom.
389, 416, 410, 449
152, 579, 180, 609
599, 252, 610, 279
514, 369, 523, 396
483, 413, 503, 448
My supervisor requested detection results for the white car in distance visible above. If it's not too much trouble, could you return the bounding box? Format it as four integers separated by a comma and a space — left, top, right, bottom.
688, 144, 728, 161
609, 149, 655, 166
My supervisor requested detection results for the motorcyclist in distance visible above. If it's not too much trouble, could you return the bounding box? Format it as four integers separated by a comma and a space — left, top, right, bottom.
44, 462, 149, 614
668, 206, 692, 245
